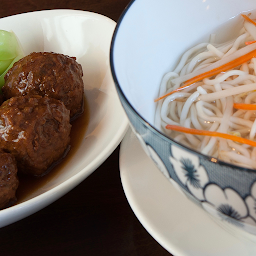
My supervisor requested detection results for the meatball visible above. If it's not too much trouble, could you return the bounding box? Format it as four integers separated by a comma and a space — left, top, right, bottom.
3, 52, 84, 120
0, 151, 19, 209
0, 95, 71, 176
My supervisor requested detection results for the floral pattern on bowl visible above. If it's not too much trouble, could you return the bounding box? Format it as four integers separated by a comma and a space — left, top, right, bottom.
169, 145, 209, 201
115, 89, 256, 235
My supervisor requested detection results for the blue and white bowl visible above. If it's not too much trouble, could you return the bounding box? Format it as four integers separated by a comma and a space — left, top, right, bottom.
110, 0, 256, 237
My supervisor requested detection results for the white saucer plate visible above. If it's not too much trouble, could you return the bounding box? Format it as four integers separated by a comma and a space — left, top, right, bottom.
0, 9, 128, 228
120, 129, 256, 256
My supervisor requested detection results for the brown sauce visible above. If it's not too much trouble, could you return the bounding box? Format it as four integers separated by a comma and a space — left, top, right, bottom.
15, 96, 90, 203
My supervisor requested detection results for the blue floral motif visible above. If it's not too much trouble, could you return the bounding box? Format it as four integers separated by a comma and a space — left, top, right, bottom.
132, 129, 170, 178
147, 145, 169, 179
146, 144, 187, 197
132, 130, 188, 197
218, 204, 241, 220
180, 158, 201, 188
245, 181, 256, 224
202, 184, 256, 227
169, 144, 209, 200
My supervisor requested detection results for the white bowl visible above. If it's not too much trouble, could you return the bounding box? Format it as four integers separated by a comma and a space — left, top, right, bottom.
111, 0, 256, 236
0, 9, 128, 228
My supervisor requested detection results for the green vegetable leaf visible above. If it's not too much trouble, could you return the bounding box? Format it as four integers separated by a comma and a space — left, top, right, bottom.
0, 30, 24, 88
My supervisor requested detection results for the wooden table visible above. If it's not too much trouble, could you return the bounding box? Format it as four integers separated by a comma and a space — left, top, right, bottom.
0, 1, 171, 255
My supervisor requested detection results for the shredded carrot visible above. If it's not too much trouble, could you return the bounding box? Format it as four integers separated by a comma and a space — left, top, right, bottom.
233, 103, 256, 110
154, 14, 256, 103
154, 49, 256, 102
241, 14, 256, 27
245, 40, 256, 45
165, 124, 256, 147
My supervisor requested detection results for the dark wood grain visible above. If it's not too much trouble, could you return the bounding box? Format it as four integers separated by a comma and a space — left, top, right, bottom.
0, 0, 129, 22
0, 1, 171, 255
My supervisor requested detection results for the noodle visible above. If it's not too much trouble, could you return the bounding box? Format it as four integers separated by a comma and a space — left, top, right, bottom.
155, 14, 256, 169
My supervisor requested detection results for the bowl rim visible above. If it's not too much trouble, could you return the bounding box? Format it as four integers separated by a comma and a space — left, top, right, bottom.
110, 0, 256, 174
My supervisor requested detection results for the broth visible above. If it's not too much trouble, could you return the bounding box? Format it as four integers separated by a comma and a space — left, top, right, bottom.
155, 12, 256, 169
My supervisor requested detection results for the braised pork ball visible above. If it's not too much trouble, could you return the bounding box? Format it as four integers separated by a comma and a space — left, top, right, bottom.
0, 151, 19, 209
0, 95, 71, 177
2, 52, 84, 120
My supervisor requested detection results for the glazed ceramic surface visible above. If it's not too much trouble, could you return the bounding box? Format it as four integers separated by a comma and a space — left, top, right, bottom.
0, 9, 128, 228
120, 129, 256, 256
111, 0, 256, 235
